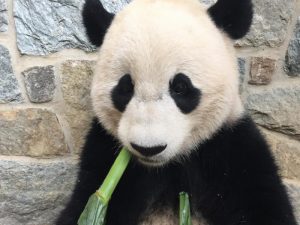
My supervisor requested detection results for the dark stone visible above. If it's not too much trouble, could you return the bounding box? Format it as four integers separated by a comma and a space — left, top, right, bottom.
22, 66, 56, 103
238, 57, 246, 93
285, 18, 300, 77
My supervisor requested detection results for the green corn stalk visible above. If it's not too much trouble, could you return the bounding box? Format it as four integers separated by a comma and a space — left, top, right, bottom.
179, 192, 192, 225
78, 146, 192, 225
78, 147, 131, 225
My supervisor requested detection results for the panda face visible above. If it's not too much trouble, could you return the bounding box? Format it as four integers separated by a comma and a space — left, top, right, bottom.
91, 0, 244, 166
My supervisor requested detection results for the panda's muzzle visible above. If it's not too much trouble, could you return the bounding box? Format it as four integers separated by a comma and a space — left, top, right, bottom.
130, 143, 167, 157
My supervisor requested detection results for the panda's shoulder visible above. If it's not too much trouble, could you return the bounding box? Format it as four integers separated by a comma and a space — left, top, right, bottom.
207, 115, 267, 150
198, 115, 276, 172
79, 118, 119, 172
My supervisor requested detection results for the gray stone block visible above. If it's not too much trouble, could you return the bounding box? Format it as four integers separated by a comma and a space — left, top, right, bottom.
238, 58, 246, 77
0, 108, 69, 157
0, 0, 8, 32
0, 158, 78, 225
244, 84, 300, 140
100, 0, 131, 13
238, 58, 246, 93
13, 0, 136, 55
0, 45, 23, 103
236, 0, 295, 47
285, 18, 300, 77
14, 0, 95, 55
22, 66, 56, 103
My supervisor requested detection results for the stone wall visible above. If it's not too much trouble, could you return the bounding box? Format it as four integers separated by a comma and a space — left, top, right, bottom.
0, 0, 299, 224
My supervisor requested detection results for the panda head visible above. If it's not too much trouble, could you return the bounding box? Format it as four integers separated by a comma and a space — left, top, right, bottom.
83, 0, 253, 167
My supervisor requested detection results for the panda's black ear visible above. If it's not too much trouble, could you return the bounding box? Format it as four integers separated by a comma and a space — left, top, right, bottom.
82, 0, 114, 47
208, 0, 253, 39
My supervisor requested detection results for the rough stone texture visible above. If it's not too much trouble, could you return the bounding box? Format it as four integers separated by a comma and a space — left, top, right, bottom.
100, 0, 131, 13
14, 0, 95, 55
285, 17, 300, 77
261, 128, 300, 180
199, 0, 216, 6
100, 0, 216, 12
238, 58, 246, 92
238, 58, 246, 77
0, 108, 69, 157
61, 60, 95, 154
249, 57, 276, 85
0, 157, 78, 225
0, 45, 23, 103
285, 180, 300, 225
244, 84, 300, 140
100, 0, 217, 13
236, 0, 295, 47
22, 66, 56, 103
13, 0, 218, 55
0, 0, 8, 32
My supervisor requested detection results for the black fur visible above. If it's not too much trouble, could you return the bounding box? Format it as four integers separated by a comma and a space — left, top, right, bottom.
208, 0, 253, 39
56, 116, 297, 225
82, 0, 114, 46
111, 74, 134, 112
169, 73, 201, 114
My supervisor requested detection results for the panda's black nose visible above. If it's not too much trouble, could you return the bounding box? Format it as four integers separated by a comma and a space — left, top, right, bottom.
130, 143, 167, 157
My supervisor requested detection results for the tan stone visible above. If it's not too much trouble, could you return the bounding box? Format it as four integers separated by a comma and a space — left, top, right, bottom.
249, 57, 276, 85
284, 180, 300, 225
244, 84, 300, 140
0, 108, 68, 157
260, 127, 300, 180
61, 60, 95, 154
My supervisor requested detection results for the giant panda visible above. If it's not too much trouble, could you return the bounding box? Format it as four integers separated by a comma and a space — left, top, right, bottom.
56, 0, 298, 224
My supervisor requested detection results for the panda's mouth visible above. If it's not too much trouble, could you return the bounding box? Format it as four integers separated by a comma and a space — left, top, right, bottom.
127, 143, 168, 167
136, 156, 166, 167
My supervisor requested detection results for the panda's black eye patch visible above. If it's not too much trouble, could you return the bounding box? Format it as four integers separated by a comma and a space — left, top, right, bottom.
172, 79, 188, 95
111, 74, 134, 112
169, 73, 201, 114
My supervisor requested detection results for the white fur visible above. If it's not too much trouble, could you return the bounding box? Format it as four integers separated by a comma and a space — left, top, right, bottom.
91, 0, 244, 166
118, 96, 192, 166
139, 206, 209, 225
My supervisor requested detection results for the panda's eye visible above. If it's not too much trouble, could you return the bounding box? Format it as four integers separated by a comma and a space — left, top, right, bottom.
169, 73, 201, 114
111, 74, 134, 112
171, 79, 188, 95
170, 73, 191, 95
118, 74, 134, 94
